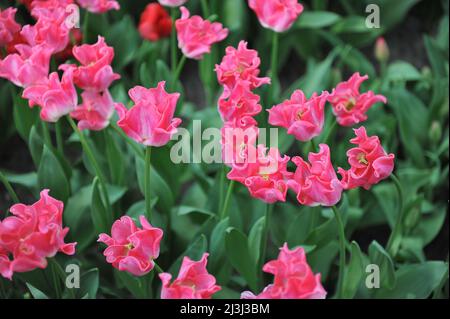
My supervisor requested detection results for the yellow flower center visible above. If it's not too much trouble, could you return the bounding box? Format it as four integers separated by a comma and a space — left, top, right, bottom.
345, 98, 356, 111
357, 153, 369, 165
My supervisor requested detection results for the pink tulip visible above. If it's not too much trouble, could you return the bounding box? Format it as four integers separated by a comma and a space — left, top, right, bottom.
0, 44, 51, 88
116, 81, 182, 147
70, 90, 116, 131
328, 72, 387, 127
248, 0, 304, 32
218, 81, 263, 123
0, 190, 76, 280
268, 90, 328, 142
228, 145, 292, 203
159, 253, 221, 299
98, 216, 163, 277
61, 36, 121, 92
23, 68, 78, 122
20, 7, 71, 54
288, 144, 343, 206
175, 6, 228, 60
77, 0, 120, 13
0, 7, 21, 47
242, 243, 326, 299
221, 123, 259, 167
215, 41, 270, 93
158, 0, 188, 7
338, 126, 395, 190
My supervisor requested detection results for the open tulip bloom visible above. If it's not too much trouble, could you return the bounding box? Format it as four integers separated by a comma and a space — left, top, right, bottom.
0, 0, 447, 303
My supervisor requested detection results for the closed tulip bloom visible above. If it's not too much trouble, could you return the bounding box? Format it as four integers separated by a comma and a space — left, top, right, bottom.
338, 126, 395, 190
241, 243, 326, 299
116, 81, 182, 147
0, 7, 21, 46
70, 90, 116, 131
160, 253, 221, 299
175, 6, 228, 60
23, 68, 78, 122
328, 72, 387, 127
0, 44, 51, 88
61, 36, 121, 92
139, 3, 172, 42
0, 190, 76, 280
288, 144, 343, 207
248, 0, 304, 32
228, 145, 292, 203
268, 90, 328, 142
158, 0, 187, 7
98, 216, 163, 276
77, 0, 120, 13
215, 41, 270, 92
218, 81, 262, 123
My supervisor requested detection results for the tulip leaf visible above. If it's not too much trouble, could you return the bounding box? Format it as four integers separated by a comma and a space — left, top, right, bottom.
342, 241, 365, 299
225, 227, 258, 292
37, 145, 70, 203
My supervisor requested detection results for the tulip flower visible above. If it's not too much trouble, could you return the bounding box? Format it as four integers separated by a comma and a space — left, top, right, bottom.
160, 253, 221, 299
98, 216, 163, 276
0, 190, 76, 280
242, 243, 326, 299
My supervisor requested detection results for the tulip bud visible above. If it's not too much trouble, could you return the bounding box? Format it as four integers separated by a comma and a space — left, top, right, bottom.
375, 37, 389, 63
429, 121, 442, 144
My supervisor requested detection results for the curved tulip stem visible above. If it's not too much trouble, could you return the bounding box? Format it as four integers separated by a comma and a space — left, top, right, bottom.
110, 124, 144, 158
386, 173, 404, 257
259, 204, 273, 290
144, 146, 153, 221
41, 121, 53, 149
323, 119, 338, 145
173, 55, 187, 88
220, 180, 235, 220
309, 139, 318, 153
67, 116, 111, 212
83, 10, 90, 43
153, 262, 164, 274
170, 8, 177, 73
55, 120, 64, 156
0, 171, 20, 206
332, 205, 346, 299
268, 31, 279, 106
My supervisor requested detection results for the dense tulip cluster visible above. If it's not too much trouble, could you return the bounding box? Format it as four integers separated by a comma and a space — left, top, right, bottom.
0, 0, 401, 301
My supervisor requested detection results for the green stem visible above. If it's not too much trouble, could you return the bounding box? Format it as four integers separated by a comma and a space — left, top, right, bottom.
110, 124, 144, 158
41, 121, 53, 149
0, 171, 20, 205
218, 167, 225, 216
154, 262, 164, 274
259, 204, 273, 290
268, 31, 279, 106
200, 0, 210, 17
170, 8, 177, 73
67, 117, 111, 212
50, 259, 62, 299
55, 120, 64, 155
83, 10, 89, 43
385, 174, 404, 257
323, 119, 338, 145
309, 139, 318, 153
332, 205, 346, 299
144, 146, 152, 221
173, 55, 187, 88
220, 180, 235, 220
